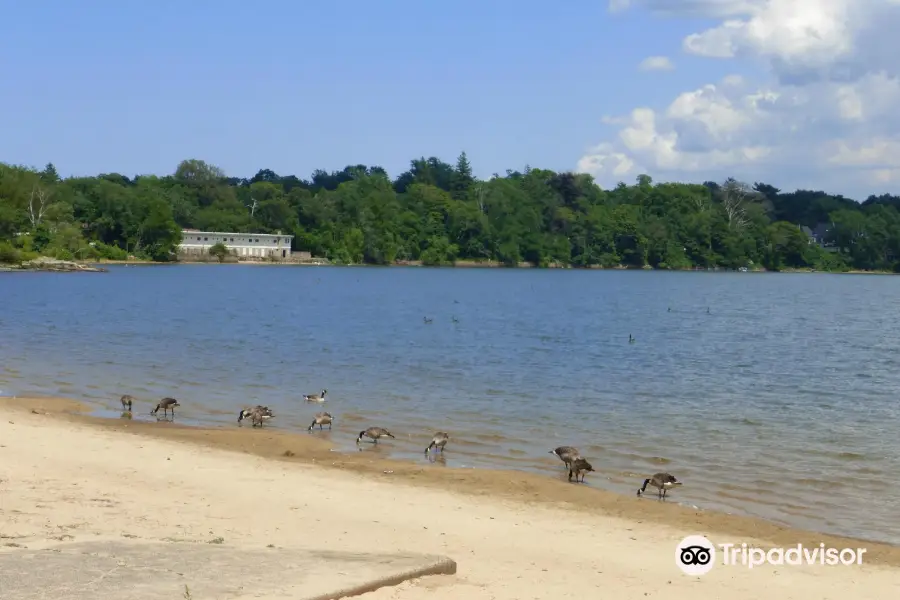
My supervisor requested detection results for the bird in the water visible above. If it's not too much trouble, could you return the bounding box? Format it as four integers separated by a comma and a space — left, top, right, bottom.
238, 406, 274, 427
637, 472, 683, 499
549, 446, 581, 470
667, 307, 671, 312
707, 307, 710, 314
303, 389, 327, 403
151, 397, 180, 417
629, 334, 635, 344
308, 412, 334, 432
356, 427, 395, 444
120, 394, 134, 411
425, 432, 450, 454
423, 316, 433, 324
451, 316, 459, 323
568, 457, 594, 483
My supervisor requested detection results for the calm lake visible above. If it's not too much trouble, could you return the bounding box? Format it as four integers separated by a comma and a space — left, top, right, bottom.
1, 265, 898, 545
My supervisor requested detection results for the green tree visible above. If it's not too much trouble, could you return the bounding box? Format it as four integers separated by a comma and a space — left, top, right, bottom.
208, 242, 228, 262
2, 153, 900, 272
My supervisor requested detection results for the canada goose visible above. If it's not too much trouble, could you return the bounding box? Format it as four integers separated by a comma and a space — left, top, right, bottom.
120, 394, 134, 411
568, 457, 594, 483
303, 389, 327, 403
425, 432, 449, 454
451, 316, 459, 323
238, 405, 273, 426
249, 408, 273, 428
423, 316, 433, 324
629, 334, 635, 343
637, 472, 683, 499
308, 412, 334, 432
356, 427, 395, 444
549, 446, 581, 469
151, 397, 180, 417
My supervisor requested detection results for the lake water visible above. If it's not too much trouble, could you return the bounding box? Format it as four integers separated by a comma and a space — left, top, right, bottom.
1, 265, 899, 545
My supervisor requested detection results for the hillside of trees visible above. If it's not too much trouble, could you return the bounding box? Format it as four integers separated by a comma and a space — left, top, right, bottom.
2, 154, 899, 271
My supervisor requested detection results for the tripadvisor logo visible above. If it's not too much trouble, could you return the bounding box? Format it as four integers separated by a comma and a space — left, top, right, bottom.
676, 535, 716, 576
676, 535, 866, 575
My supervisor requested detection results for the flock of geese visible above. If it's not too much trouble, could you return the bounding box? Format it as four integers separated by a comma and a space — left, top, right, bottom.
549, 446, 683, 498
119, 391, 681, 500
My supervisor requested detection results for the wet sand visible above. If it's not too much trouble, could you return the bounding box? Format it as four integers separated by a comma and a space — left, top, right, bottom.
5, 395, 900, 563
1, 395, 899, 600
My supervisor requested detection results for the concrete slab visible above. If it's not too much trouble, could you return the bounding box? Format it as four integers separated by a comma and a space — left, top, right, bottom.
0, 540, 456, 600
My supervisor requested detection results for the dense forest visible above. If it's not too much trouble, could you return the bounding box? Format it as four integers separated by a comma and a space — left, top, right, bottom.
2, 154, 900, 271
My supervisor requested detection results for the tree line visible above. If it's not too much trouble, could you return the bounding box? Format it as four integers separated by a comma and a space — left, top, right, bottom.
1, 154, 899, 271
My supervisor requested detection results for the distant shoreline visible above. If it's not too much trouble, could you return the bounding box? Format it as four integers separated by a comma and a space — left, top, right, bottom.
3, 257, 895, 275
90, 258, 897, 275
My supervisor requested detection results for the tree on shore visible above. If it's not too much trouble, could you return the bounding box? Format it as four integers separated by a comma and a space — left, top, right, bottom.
208, 242, 229, 263
1, 155, 899, 271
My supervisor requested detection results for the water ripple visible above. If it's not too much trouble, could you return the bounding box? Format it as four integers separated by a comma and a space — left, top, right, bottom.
1, 266, 899, 544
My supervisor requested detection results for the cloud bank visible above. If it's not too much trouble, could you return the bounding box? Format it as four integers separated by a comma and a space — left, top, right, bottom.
578, 0, 900, 198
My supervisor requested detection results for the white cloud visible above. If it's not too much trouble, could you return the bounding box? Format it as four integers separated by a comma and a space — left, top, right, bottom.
638, 56, 675, 71
584, 0, 900, 197
607, 0, 632, 13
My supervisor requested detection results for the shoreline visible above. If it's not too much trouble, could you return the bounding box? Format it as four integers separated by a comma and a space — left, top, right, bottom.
87, 258, 900, 275
5, 394, 900, 568
3, 254, 894, 274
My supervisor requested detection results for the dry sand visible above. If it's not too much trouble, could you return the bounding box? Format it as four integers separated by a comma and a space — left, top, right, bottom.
1, 396, 898, 599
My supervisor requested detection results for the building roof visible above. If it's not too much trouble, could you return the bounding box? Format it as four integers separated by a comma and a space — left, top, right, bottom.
812, 223, 831, 237
179, 229, 293, 238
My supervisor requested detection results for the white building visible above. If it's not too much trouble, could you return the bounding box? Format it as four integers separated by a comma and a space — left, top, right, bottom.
178, 229, 294, 259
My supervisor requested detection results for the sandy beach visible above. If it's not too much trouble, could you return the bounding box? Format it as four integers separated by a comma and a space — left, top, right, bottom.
1, 396, 898, 599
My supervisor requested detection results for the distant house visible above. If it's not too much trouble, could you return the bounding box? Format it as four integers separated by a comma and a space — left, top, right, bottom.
178, 229, 295, 260
800, 225, 814, 243
800, 223, 836, 249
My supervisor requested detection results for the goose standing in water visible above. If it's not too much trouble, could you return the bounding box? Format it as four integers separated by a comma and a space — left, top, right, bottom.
425, 432, 450, 454
568, 457, 594, 483
356, 427, 395, 444
151, 397, 180, 418
303, 389, 327, 403
238, 405, 274, 427
120, 394, 134, 411
629, 334, 635, 344
637, 472, 682, 499
423, 317, 433, 324
549, 446, 581, 470
308, 412, 334, 432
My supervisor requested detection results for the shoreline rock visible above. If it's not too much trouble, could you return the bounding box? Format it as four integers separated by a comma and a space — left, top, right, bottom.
6, 257, 108, 273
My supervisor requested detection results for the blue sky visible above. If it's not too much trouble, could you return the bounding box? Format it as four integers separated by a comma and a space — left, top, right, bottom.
2, 1, 897, 198
0, 0, 727, 181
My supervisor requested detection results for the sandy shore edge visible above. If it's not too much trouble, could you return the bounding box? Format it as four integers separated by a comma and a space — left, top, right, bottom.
4, 394, 899, 569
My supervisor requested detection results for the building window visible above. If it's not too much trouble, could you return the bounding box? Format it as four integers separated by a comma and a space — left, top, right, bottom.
204, 237, 208, 241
